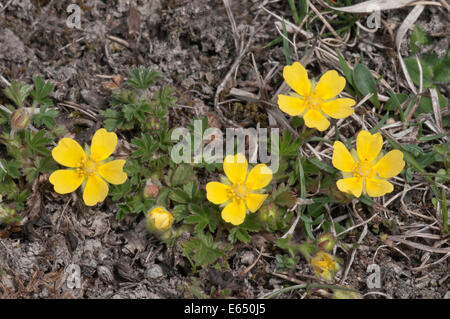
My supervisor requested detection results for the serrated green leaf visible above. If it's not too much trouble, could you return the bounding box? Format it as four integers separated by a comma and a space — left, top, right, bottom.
409, 25, 430, 54
30, 77, 54, 106
3, 81, 33, 108
171, 164, 195, 187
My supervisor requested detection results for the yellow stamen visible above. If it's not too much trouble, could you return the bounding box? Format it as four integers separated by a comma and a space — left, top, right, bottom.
353, 161, 373, 179
307, 94, 323, 110
232, 184, 248, 200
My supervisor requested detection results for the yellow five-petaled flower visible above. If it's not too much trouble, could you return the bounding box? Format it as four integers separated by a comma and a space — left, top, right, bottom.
49, 128, 127, 206
278, 62, 355, 131
206, 154, 273, 226
332, 130, 405, 198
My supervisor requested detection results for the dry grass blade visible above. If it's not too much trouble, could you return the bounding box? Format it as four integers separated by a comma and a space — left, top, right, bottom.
396, 5, 425, 94
388, 236, 450, 254
430, 88, 446, 139
326, 0, 417, 13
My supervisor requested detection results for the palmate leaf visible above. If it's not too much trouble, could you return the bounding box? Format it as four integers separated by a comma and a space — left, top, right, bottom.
30, 77, 54, 106
184, 204, 219, 233
279, 130, 302, 157
153, 86, 177, 109
0, 159, 20, 179
131, 133, 159, 161
127, 67, 160, 90
182, 232, 230, 270
3, 81, 33, 108
33, 105, 58, 129
25, 130, 52, 155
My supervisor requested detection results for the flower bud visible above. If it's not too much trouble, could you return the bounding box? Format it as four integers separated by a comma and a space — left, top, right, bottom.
258, 202, 277, 224
146, 206, 174, 233
10, 108, 30, 132
143, 179, 160, 198
317, 233, 336, 252
147, 117, 161, 130
0, 204, 19, 224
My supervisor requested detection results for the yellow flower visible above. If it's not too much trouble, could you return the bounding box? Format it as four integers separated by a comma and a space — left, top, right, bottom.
332, 130, 405, 198
146, 206, 174, 232
49, 128, 127, 206
277, 62, 355, 131
206, 153, 272, 226
311, 251, 341, 282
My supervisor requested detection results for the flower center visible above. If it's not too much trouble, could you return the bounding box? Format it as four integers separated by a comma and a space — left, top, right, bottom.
307, 94, 323, 110
82, 158, 98, 175
233, 184, 248, 199
353, 161, 373, 179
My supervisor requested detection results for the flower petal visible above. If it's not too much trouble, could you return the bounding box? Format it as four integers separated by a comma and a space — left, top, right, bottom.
332, 141, 356, 172
97, 160, 127, 185
283, 62, 311, 97
223, 153, 248, 184
90, 128, 118, 162
278, 94, 307, 116
314, 70, 346, 100
245, 193, 268, 213
366, 178, 394, 197
49, 169, 84, 194
221, 199, 246, 226
321, 98, 355, 119
245, 164, 273, 190
83, 174, 109, 206
303, 109, 330, 131
356, 130, 383, 163
52, 138, 86, 168
206, 182, 231, 204
372, 150, 405, 178
337, 177, 363, 197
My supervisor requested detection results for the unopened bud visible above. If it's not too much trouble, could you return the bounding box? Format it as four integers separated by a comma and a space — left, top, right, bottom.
146, 206, 174, 233
10, 108, 30, 132
317, 233, 336, 252
0, 204, 19, 224
143, 179, 160, 198
258, 202, 277, 224
147, 117, 161, 130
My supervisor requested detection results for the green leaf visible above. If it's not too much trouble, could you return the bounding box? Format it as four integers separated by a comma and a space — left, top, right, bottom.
25, 130, 52, 155
298, 0, 308, 24
33, 105, 58, 129
184, 205, 219, 233
409, 25, 430, 54
288, 0, 300, 25
353, 64, 379, 107
182, 232, 230, 271
3, 81, 33, 108
30, 77, 54, 106
131, 134, 159, 161
337, 51, 354, 87
171, 164, 195, 187
0, 160, 20, 179
169, 188, 191, 204
279, 130, 302, 157
404, 52, 450, 88
282, 19, 291, 65
109, 179, 132, 201
228, 227, 251, 244
127, 67, 160, 90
